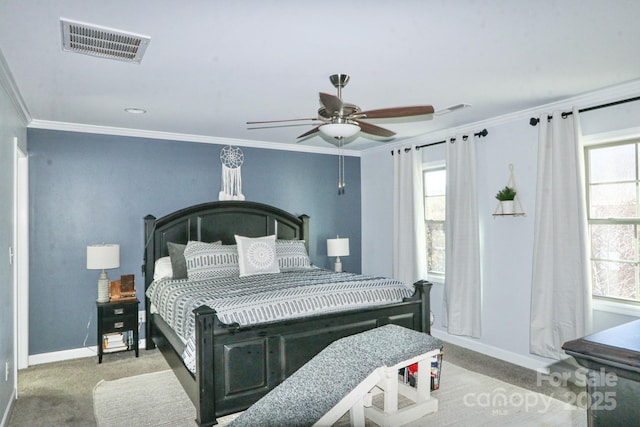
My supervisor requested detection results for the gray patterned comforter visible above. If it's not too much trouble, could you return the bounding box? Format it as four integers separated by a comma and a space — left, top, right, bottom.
146, 268, 414, 373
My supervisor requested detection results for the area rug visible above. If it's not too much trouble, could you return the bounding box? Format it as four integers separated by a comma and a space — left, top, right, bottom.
94, 361, 587, 426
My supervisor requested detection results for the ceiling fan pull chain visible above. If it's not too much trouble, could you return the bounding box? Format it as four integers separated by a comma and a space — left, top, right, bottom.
337, 137, 346, 195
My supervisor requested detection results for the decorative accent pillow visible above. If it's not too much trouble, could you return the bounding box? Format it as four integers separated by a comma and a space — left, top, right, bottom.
184, 241, 239, 280
167, 240, 222, 280
276, 239, 312, 271
153, 256, 173, 281
167, 242, 188, 279
235, 235, 280, 277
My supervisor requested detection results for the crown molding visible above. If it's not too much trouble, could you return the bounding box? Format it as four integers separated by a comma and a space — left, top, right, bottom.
0, 48, 31, 125
367, 79, 640, 155
28, 119, 361, 157
19, 74, 640, 159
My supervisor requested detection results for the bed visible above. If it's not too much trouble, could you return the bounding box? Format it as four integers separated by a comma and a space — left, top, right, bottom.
143, 200, 433, 427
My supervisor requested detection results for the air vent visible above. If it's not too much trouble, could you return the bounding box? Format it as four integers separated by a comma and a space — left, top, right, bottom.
60, 18, 150, 64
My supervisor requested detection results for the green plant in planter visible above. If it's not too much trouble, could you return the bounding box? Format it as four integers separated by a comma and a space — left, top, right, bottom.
495, 186, 516, 201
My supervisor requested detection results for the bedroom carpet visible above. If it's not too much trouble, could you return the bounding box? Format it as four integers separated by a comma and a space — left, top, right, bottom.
8, 349, 170, 427
93, 361, 587, 427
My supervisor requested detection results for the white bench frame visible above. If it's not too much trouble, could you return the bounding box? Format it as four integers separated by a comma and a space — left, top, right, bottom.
314, 348, 441, 427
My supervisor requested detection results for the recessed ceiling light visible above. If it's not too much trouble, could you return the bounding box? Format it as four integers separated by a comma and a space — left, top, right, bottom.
125, 108, 147, 114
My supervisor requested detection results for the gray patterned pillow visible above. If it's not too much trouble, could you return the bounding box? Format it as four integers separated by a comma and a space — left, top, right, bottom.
184, 241, 239, 280
235, 235, 280, 277
276, 239, 312, 271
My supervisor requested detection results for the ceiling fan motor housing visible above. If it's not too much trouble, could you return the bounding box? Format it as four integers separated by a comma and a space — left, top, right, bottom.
329, 74, 350, 89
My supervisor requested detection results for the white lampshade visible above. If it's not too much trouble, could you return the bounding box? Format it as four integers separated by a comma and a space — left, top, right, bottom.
87, 244, 120, 270
319, 123, 360, 139
87, 244, 120, 303
327, 238, 350, 257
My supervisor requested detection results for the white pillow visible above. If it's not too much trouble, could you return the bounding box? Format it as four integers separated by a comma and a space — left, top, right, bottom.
153, 256, 173, 281
235, 235, 280, 277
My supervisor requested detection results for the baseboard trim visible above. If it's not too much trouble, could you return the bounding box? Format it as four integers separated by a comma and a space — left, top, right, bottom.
1, 388, 16, 427
27, 339, 146, 367
431, 329, 556, 373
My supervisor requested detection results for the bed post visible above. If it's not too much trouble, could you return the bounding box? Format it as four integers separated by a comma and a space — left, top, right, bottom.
413, 280, 433, 334
299, 214, 310, 254
194, 305, 217, 427
144, 214, 157, 350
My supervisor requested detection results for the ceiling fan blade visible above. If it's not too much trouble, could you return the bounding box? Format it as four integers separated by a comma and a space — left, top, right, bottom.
353, 120, 396, 138
246, 117, 317, 125
357, 105, 434, 119
297, 125, 321, 139
319, 92, 343, 115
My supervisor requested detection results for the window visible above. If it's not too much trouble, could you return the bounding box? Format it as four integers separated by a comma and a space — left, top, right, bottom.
423, 167, 446, 278
586, 140, 640, 303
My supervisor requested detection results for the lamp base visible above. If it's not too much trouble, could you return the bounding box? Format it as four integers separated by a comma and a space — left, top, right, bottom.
97, 271, 110, 303
334, 257, 343, 273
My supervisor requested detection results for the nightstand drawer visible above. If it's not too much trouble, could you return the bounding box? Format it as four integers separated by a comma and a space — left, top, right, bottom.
102, 302, 137, 318
102, 316, 137, 333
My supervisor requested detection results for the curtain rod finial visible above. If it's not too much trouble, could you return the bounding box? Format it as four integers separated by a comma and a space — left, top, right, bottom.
529, 117, 540, 126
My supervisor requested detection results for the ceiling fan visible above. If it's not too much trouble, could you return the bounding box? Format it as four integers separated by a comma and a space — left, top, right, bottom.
246, 74, 437, 142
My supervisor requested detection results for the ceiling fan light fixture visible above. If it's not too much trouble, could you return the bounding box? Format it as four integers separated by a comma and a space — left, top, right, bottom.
319, 123, 360, 139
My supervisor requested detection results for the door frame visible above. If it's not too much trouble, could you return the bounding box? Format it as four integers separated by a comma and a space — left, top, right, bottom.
14, 138, 28, 370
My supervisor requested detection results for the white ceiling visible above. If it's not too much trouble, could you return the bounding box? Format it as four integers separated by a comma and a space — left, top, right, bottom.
1, 0, 640, 152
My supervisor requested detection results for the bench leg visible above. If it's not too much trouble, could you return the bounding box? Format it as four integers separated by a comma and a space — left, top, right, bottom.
382, 368, 399, 414
349, 397, 365, 427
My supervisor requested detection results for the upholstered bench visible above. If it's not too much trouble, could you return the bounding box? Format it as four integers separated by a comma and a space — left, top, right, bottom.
229, 324, 443, 427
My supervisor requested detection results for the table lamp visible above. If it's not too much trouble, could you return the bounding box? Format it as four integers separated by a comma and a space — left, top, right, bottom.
327, 236, 349, 272
87, 244, 120, 302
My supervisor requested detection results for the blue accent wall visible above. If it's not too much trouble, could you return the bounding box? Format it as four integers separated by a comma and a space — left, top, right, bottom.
27, 128, 361, 355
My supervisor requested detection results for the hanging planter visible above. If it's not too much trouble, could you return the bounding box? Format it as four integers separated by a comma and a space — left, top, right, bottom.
493, 164, 526, 217
495, 186, 517, 214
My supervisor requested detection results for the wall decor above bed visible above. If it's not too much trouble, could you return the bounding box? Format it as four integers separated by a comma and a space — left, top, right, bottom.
219, 145, 245, 201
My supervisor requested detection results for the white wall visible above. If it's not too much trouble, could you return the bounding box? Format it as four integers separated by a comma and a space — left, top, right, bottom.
361, 80, 640, 372
0, 52, 28, 426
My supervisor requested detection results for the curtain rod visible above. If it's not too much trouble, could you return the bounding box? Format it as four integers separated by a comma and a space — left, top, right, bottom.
529, 95, 640, 126
391, 128, 488, 155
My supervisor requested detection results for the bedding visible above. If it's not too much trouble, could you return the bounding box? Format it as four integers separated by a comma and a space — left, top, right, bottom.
153, 256, 173, 281
184, 241, 239, 280
146, 268, 414, 373
275, 239, 312, 270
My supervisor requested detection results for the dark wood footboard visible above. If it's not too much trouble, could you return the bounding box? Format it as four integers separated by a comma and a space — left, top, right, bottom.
189, 280, 432, 426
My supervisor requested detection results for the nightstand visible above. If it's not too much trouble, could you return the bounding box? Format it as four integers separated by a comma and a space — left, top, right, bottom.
96, 299, 139, 363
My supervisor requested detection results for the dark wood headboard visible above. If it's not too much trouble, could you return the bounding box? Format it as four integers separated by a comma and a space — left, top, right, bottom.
143, 200, 310, 291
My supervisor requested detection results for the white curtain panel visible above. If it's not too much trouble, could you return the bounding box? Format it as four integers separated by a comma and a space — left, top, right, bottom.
442, 135, 482, 337
392, 147, 427, 286
530, 107, 592, 360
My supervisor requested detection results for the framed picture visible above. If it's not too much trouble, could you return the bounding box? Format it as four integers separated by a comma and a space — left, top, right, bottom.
109, 275, 136, 301
120, 274, 135, 297
109, 280, 121, 300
